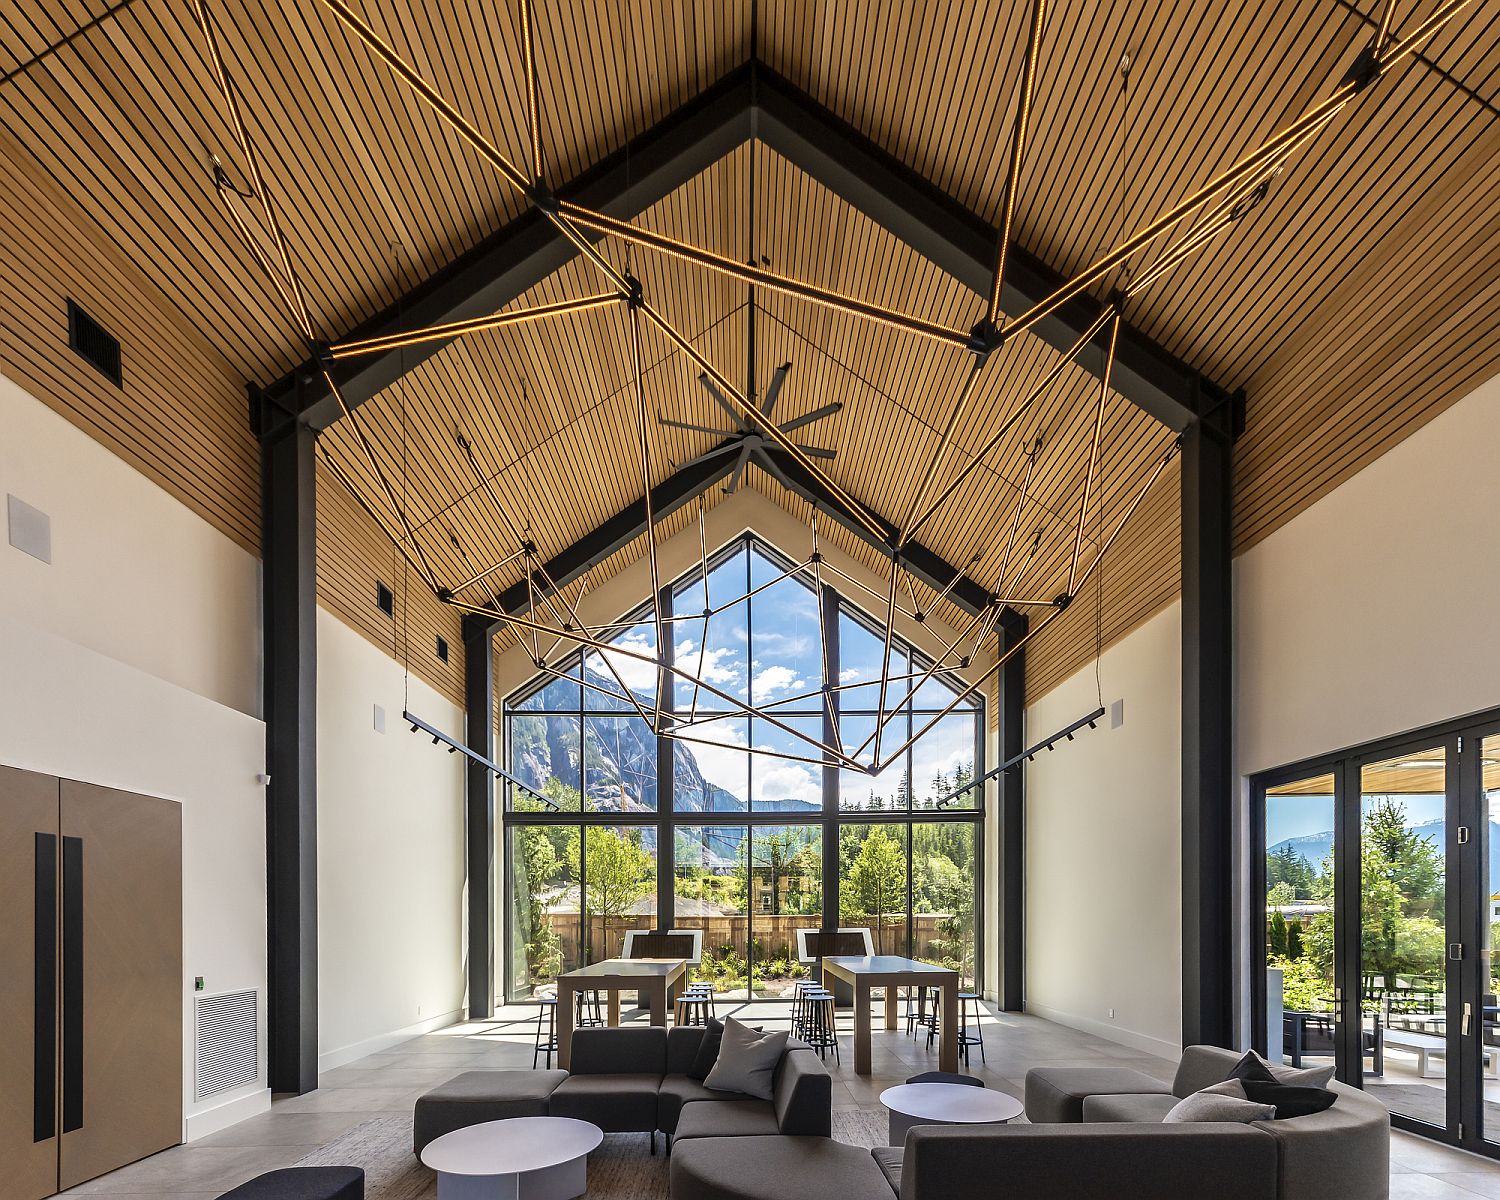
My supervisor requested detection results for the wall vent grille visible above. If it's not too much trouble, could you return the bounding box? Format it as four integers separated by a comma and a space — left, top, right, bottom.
66, 300, 122, 387
194, 990, 258, 1101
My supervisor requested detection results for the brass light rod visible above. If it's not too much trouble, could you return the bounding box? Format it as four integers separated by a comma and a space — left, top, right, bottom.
450, 546, 529, 596
630, 304, 667, 709
327, 293, 620, 359
520, 0, 544, 184
557, 201, 978, 351
900, 356, 988, 545
1068, 312, 1119, 595
993, 440, 1040, 594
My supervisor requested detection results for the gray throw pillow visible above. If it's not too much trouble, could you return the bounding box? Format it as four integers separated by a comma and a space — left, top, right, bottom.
1164, 1079, 1277, 1124
1261, 1054, 1335, 1089
703, 1017, 788, 1100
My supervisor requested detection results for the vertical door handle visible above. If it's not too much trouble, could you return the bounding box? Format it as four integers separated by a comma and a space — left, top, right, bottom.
61, 835, 84, 1133
34, 833, 57, 1143
1464, 1003, 1474, 1036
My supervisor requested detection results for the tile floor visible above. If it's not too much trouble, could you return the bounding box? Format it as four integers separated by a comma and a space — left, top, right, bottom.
61, 1000, 1500, 1197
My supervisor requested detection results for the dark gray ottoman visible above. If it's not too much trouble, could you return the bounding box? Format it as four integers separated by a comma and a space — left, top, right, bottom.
413, 1069, 567, 1154
1024, 1067, 1171, 1123
670, 1135, 889, 1200
217, 1167, 364, 1199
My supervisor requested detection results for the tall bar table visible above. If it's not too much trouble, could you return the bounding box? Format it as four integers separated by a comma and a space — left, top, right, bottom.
821, 955, 960, 1075
554, 958, 687, 1070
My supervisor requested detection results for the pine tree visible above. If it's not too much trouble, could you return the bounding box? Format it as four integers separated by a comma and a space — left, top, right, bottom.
1285, 919, 1304, 962
1269, 909, 1289, 958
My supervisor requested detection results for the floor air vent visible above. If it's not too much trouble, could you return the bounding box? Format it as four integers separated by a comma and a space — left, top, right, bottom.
66, 300, 123, 387
194, 990, 258, 1100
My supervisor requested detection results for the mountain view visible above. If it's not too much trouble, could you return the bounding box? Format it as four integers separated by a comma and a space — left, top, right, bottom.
1269, 817, 1500, 893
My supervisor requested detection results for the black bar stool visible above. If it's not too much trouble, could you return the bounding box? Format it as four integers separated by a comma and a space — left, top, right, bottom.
800, 988, 840, 1064
674, 991, 712, 1026
533, 995, 558, 1069
575, 988, 604, 1028
925, 990, 986, 1066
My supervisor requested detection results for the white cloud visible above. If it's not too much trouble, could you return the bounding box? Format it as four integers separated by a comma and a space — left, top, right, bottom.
751, 663, 808, 703
839, 668, 860, 683
751, 758, 820, 807
674, 639, 744, 688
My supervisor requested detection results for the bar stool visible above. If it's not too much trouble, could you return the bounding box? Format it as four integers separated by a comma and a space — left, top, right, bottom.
925, 990, 986, 1066
685, 981, 717, 1021
909, 985, 940, 1040
674, 990, 712, 1026
533, 995, 558, 1069
791, 979, 819, 1039
800, 988, 840, 1064
575, 988, 604, 1029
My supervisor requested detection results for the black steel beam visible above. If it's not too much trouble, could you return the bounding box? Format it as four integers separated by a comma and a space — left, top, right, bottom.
998, 607, 1027, 1011
258, 66, 756, 433
462, 613, 496, 1019
753, 68, 1231, 437
260, 405, 319, 1094
1180, 409, 1236, 1048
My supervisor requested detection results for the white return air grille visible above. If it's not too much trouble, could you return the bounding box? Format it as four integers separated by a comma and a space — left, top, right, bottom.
194, 990, 258, 1100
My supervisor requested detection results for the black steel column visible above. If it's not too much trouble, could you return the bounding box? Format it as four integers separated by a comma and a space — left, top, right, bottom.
820, 583, 841, 930
998, 608, 1027, 1011
656, 585, 676, 930
260, 407, 319, 1094
463, 613, 496, 1019
1180, 412, 1235, 1048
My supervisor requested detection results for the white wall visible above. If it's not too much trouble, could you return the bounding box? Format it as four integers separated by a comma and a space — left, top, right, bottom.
316, 609, 467, 1069
0, 370, 270, 1139
1235, 370, 1500, 776
1024, 602, 1183, 1058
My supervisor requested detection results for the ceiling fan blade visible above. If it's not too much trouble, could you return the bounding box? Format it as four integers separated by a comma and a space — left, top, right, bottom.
725, 446, 751, 494
674, 442, 743, 471
660, 415, 738, 437
795, 445, 838, 460
698, 373, 745, 430
778, 401, 843, 435
761, 363, 791, 418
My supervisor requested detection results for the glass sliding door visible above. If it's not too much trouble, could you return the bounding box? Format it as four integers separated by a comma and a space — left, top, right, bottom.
1358, 746, 1449, 1130
582, 824, 657, 963
1473, 732, 1500, 1150
674, 824, 749, 998
749, 826, 821, 998
1263, 772, 1338, 1073
506, 823, 582, 998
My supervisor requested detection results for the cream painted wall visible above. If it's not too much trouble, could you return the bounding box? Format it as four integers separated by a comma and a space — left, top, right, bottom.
1235, 370, 1500, 777
0, 370, 262, 718
316, 609, 467, 1069
1, 373, 269, 1138
1024, 602, 1183, 1058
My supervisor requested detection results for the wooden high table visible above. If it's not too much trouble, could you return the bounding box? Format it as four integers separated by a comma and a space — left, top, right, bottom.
821, 955, 959, 1075
554, 958, 688, 1070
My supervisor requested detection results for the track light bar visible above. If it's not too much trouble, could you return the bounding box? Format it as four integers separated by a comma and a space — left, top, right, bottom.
403, 710, 560, 809
934, 705, 1106, 807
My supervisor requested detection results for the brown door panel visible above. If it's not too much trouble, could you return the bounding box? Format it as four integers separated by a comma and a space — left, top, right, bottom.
0, 765, 63, 1200
58, 781, 183, 1190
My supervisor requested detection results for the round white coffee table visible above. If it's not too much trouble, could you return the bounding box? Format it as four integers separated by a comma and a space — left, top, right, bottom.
879, 1082, 1023, 1146
420, 1115, 603, 1200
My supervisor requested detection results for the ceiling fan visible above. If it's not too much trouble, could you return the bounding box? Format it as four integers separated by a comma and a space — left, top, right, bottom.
661, 363, 842, 493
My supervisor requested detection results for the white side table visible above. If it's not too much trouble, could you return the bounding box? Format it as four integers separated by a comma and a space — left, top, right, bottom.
879, 1082, 1023, 1146
420, 1115, 603, 1200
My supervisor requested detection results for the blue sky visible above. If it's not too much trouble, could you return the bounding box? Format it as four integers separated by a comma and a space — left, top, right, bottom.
1267, 792, 1449, 845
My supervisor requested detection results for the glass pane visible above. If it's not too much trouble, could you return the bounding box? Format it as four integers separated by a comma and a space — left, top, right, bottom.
1361, 747, 1447, 1128
675, 825, 749, 999
749, 547, 822, 713
911, 713, 981, 810
913, 822, 977, 989
672, 717, 750, 812
909, 651, 973, 710
751, 716, 825, 815
584, 613, 658, 708
1265, 772, 1337, 1072
583, 715, 657, 811
1482, 736, 1500, 1146
506, 824, 581, 998
511, 655, 581, 711
750, 826, 822, 998
583, 825, 657, 963
506, 713, 583, 810
674, 545, 749, 713
838, 610, 907, 703
838, 714, 909, 810
839, 822, 909, 956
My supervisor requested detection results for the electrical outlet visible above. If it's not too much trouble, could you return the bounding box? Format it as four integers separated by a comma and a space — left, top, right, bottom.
1108, 1007, 1116, 1019
195, 976, 205, 992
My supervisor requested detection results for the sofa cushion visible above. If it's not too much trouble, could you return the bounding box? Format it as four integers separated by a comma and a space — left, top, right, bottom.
688, 1018, 727, 1080
1081, 1092, 1179, 1123
704, 1019, 787, 1100
674, 1099, 781, 1140
1171, 1045, 1247, 1097
567, 1026, 667, 1075
1165, 1080, 1277, 1124
411, 1069, 566, 1154
1024, 1067, 1172, 1123
1249, 1080, 1389, 1200
668, 1026, 707, 1077
771, 1048, 832, 1137
217, 1168, 364, 1200
658, 1074, 755, 1134
1240, 1078, 1337, 1119
549, 1073, 661, 1132
670, 1135, 889, 1200
870, 1146, 902, 1195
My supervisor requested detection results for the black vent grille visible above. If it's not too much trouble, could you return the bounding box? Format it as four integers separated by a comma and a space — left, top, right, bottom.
436, 636, 450, 663
67, 301, 122, 387
375, 581, 395, 616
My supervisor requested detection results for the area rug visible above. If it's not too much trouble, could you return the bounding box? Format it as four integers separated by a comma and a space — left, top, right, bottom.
294, 1109, 890, 1198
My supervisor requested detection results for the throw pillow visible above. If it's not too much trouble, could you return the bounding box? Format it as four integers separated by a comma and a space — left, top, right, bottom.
1227, 1050, 1280, 1085
1240, 1079, 1338, 1119
703, 1017, 788, 1100
687, 1018, 726, 1081
1251, 1050, 1335, 1089
1164, 1079, 1277, 1124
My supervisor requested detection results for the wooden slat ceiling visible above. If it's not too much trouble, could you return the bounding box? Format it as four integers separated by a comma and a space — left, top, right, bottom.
2, 0, 1495, 708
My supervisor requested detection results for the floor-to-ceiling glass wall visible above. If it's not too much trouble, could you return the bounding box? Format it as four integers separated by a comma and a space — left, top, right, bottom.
500, 533, 983, 1008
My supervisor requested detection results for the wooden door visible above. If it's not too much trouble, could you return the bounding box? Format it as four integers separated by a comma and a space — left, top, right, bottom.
0, 765, 62, 1200
58, 781, 182, 1190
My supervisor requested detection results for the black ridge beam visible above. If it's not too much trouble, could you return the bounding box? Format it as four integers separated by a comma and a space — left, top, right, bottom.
259, 66, 755, 432
759, 446, 993, 616
754, 67, 1231, 437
